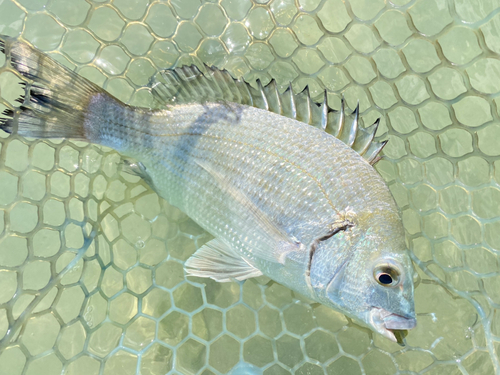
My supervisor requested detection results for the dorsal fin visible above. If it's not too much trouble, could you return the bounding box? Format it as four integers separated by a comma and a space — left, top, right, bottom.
148, 65, 386, 165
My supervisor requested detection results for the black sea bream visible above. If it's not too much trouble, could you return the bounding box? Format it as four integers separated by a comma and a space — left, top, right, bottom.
0, 36, 416, 342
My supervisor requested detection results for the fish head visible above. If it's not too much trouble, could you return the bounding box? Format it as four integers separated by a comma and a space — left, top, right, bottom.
310, 210, 416, 342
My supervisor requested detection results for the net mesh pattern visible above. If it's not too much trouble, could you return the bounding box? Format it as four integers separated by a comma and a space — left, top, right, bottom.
0, 0, 499, 374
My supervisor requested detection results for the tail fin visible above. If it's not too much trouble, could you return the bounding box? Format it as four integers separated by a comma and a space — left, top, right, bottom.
0, 35, 107, 140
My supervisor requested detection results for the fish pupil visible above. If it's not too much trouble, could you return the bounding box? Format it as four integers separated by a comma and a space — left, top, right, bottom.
378, 273, 393, 285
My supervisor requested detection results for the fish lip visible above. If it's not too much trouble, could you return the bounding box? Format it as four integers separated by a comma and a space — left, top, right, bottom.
369, 307, 416, 342
384, 313, 417, 330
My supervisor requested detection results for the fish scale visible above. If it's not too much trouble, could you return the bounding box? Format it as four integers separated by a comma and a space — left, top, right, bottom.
0, 35, 416, 343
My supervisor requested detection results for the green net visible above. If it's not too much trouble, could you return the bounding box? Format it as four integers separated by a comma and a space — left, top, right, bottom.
0, 0, 499, 374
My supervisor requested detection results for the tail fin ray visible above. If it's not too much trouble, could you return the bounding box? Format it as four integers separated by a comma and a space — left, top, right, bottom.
0, 35, 106, 140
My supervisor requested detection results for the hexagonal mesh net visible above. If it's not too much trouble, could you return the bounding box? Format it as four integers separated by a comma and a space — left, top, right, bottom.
0, 0, 499, 374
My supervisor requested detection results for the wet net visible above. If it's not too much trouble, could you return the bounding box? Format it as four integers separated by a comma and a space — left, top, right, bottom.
0, 0, 499, 374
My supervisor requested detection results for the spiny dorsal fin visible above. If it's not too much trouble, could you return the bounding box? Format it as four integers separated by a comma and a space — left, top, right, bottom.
148, 65, 386, 165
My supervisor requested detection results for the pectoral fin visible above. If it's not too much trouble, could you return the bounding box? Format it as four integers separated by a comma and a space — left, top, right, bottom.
184, 238, 263, 282
120, 159, 155, 188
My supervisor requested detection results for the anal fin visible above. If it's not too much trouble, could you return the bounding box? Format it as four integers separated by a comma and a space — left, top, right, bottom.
185, 238, 263, 282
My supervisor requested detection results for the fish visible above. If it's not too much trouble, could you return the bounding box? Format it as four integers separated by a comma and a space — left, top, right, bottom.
0, 35, 416, 342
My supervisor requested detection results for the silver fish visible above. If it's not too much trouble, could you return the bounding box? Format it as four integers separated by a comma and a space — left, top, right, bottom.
0, 36, 416, 342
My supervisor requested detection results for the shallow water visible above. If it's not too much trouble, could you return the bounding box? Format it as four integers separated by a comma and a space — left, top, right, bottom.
0, 0, 499, 374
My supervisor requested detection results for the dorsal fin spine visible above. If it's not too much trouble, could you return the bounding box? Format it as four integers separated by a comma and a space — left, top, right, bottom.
194, 66, 215, 99
239, 79, 253, 106
288, 84, 297, 118
263, 79, 281, 115
235, 79, 251, 106
296, 86, 312, 125
365, 140, 388, 164
257, 79, 268, 111
183, 67, 202, 99
202, 65, 219, 99
359, 118, 379, 156
337, 98, 345, 138
211, 69, 228, 100
220, 68, 239, 103
272, 80, 282, 115
320, 90, 328, 131
161, 73, 176, 99
229, 73, 243, 104
348, 104, 359, 147
175, 69, 192, 101
304, 86, 312, 124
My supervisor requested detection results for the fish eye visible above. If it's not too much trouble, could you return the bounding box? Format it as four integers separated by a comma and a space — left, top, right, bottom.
374, 265, 400, 287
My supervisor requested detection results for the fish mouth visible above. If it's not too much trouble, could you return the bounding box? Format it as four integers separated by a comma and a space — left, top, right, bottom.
369, 307, 416, 343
